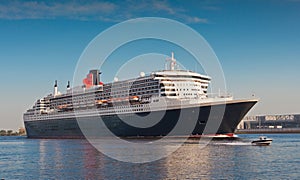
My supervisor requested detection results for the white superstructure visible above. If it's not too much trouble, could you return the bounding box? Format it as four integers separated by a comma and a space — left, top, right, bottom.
24, 53, 232, 122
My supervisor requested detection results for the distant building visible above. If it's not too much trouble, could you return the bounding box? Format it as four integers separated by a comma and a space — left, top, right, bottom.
238, 114, 300, 130
0, 130, 6, 136
18, 127, 26, 135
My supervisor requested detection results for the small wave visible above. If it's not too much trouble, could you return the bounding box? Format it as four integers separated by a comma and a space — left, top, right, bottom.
213, 142, 251, 146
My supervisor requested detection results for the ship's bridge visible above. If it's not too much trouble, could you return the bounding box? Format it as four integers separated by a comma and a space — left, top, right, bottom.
151, 52, 211, 99
153, 70, 211, 99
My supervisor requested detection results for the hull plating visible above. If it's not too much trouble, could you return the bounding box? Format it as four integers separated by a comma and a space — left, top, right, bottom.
24, 100, 257, 138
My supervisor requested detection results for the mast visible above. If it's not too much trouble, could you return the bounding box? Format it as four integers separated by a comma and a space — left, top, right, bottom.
166, 52, 177, 70
67, 81, 70, 90
66, 81, 71, 94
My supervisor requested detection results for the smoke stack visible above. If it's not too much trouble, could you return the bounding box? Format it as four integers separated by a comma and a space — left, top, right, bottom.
89, 70, 101, 85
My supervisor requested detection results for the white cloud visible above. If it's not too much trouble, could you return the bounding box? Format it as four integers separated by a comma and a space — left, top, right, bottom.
0, 1, 117, 20
186, 16, 208, 24
152, 1, 177, 14
0, 0, 209, 24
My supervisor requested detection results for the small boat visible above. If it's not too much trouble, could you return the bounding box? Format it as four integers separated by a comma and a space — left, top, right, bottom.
251, 136, 273, 146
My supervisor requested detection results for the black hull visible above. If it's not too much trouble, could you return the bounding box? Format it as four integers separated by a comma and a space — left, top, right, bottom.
24, 100, 257, 139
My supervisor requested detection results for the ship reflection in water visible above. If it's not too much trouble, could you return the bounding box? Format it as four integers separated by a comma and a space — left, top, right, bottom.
1, 135, 300, 179
30, 136, 296, 179
35, 138, 218, 179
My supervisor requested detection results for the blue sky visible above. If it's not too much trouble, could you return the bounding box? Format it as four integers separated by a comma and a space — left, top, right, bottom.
0, 0, 300, 130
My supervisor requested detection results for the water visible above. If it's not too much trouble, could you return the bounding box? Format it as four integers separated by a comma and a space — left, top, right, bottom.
1, 134, 300, 179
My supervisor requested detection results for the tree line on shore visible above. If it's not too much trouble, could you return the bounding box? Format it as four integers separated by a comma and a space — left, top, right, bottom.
0, 128, 26, 136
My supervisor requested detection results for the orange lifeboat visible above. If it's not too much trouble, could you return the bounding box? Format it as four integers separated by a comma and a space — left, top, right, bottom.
57, 104, 68, 109
130, 96, 139, 101
95, 99, 108, 104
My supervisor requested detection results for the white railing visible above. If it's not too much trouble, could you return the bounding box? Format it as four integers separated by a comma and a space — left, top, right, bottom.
206, 93, 233, 99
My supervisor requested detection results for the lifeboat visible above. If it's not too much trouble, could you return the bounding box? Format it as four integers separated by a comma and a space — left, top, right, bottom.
95, 100, 104, 104
57, 104, 68, 109
95, 100, 108, 107
130, 96, 139, 101
57, 104, 73, 111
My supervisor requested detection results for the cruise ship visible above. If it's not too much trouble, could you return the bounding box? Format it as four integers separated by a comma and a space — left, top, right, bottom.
23, 53, 258, 138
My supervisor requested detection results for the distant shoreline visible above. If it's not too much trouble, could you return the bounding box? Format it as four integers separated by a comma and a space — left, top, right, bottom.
0, 129, 26, 136
0, 134, 26, 137
236, 128, 300, 134
2, 128, 300, 137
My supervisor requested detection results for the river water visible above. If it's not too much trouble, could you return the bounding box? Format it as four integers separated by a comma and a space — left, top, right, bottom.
0, 134, 299, 179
